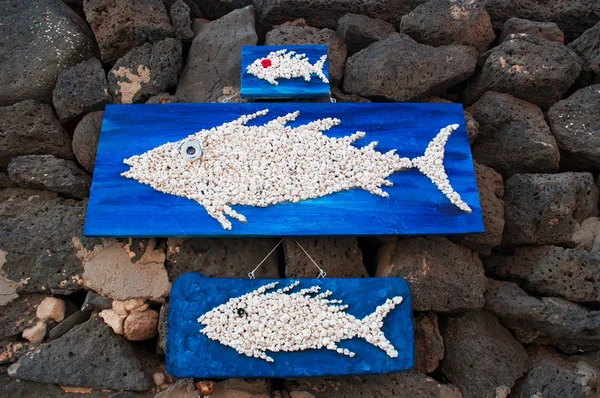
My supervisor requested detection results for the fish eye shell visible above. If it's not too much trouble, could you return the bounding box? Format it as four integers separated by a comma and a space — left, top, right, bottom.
180, 140, 202, 162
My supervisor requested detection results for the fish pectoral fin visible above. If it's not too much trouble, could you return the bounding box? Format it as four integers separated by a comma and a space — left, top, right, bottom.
327, 344, 356, 358
223, 205, 247, 223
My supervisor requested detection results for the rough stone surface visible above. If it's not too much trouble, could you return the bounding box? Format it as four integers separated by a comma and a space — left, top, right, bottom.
0, 189, 100, 294
0, 294, 47, 340
83, 0, 174, 62
449, 162, 504, 255
440, 310, 529, 398
8, 316, 150, 391
162, 0, 204, 19
81, 291, 112, 312
547, 85, 600, 171
48, 310, 91, 341
485, 0, 600, 42
265, 19, 347, 86
467, 91, 560, 176
109, 39, 183, 104
72, 111, 103, 173
500, 17, 565, 43
166, 238, 279, 279
376, 237, 486, 312
192, 0, 251, 20
400, 0, 496, 53
0, 0, 99, 105
170, 0, 194, 40
344, 33, 477, 101
157, 302, 168, 354
76, 239, 171, 302
7, 155, 91, 199
466, 36, 583, 110
502, 173, 599, 247
0, 172, 15, 189
145, 93, 181, 104
155, 378, 197, 398
0, 100, 74, 168
123, 309, 158, 341
36, 297, 66, 322
283, 238, 367, 278
337, 13, 396, 56
414, 312, 444, 374
485, 279, 600, 353
488, 245, 600, 303
52, 58, 111, 122
568, 22, 600, 85
512, 348, 600, 398
285, 371, 462, 397
254, 0, 426, 33
0, 373, 84, 397
0, 337, 32, 365
176, 6, 257, 102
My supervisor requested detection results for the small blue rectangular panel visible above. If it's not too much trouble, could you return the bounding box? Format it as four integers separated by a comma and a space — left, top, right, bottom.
84, 102, 484, 237
166, 274, 415, 378
241, 45, 331, 99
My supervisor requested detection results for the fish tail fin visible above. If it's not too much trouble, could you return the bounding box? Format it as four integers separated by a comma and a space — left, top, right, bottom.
312, 55, 329, 84
409, 124, 472, 212
359, 296, 403, 358
228, 109, 270, 126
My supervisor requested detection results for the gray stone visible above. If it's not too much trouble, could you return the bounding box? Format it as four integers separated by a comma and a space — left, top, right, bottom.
284, 238, 367, 278
72, 111, 103, 173
344, 33, 477, 101
502, 173, 599, 247
83, 0, 175, 63
170, 0, 194, 40
254, 0, 427, 33
265, 19, 347, 86
165, 238, 279, 279
0, 172, 15, 188
500, 17, 564, 43
440, 310, 529, 398
0, 337, 33, 365
0, 373, 90, 398
155, 378, 197, 398
449, 162, 504, 255
0, 100, 74, 168
400, 0, 495, 53
414, 312, 444, 374
157, 302, 168, 354
488, 245, 600, 303
376, 237, 486, 312
48, 310, 91, 341
485, 0, 600, 42
513, 348, 600, 398
284, 371, 462, 397
466, 36, 582, 110
145, 93, 181, 104
0, 294, 48, 340
109, 39, 183, 104
8, 316, 150, 391
467, 91, 560, 176
162, 0, 203, 19
330, 87, 371, 103
547, 85, 600, 171
52, 58, 111, 122
568, 22, 600, 85
0, 0, 99, 106
7, 155, 91, 199
0, 188, 101, 294
485, 278, 600, 353
176, 6, 257, 102
337, 13, 396, 56
81, 291, 113, 312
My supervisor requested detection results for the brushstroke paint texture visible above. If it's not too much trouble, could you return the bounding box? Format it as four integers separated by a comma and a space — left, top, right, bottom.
167, 274, 415, 378
84, 102, 484, 237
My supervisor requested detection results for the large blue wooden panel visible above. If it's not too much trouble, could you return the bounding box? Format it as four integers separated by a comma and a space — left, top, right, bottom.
241, 45, 331, 99
166, 274, 415, 378
84, 102, 484, 237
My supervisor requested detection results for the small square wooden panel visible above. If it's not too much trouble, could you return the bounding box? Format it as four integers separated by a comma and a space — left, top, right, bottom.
240, 45, 331, 99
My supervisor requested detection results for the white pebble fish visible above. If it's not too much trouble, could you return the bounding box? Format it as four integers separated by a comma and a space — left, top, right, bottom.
197, 280, 404, 362
121, 109, 472, 230
246, 49, 329, 85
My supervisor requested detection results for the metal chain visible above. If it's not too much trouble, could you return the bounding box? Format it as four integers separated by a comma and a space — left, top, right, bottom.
248, 238, 326, 279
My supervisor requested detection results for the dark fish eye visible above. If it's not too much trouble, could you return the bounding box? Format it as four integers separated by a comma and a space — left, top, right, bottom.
237, 308, 246, 317
180, 139, 202, 162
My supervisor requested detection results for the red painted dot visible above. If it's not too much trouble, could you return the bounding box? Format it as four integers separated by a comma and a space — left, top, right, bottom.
261, 59, 272, 68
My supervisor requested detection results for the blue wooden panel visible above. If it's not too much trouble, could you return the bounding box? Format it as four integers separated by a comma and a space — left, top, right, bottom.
84, 102, 484, 237
166, 274, 415, 378
241, 45, 331, 99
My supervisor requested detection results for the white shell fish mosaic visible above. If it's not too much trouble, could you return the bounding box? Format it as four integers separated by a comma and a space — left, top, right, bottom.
121, 109, 472, 230
197, 280, 404, 362
246, 49, 329, 85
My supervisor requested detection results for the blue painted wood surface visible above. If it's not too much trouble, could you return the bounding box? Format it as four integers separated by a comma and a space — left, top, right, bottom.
166, 274, 415, 378
84, 102, 484, 237
241, 45, 331, 99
